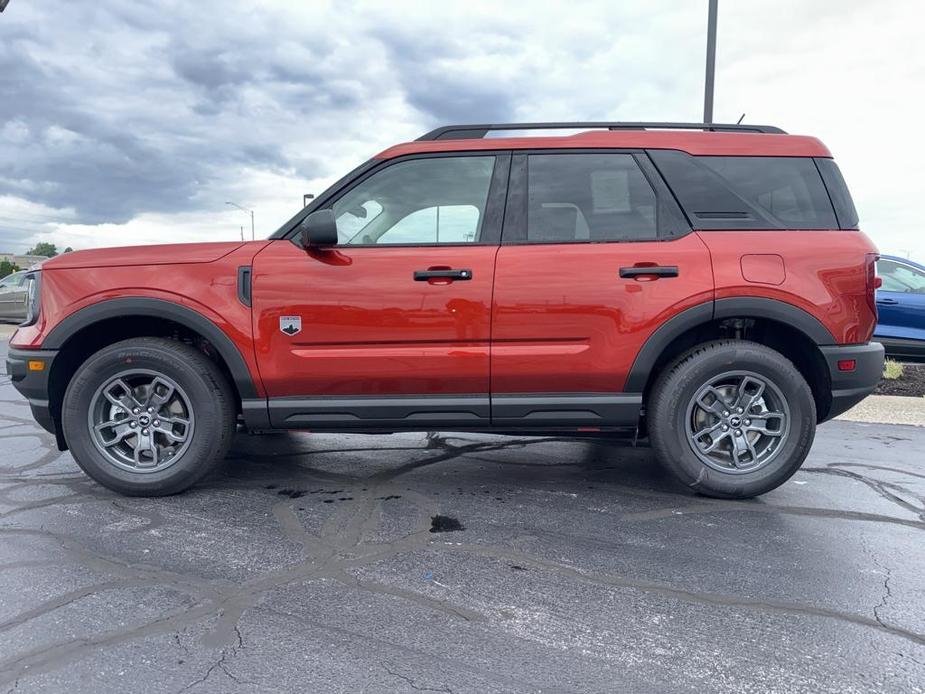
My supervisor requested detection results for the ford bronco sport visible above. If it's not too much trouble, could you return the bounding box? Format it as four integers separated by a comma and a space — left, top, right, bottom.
6, 122, 884, 499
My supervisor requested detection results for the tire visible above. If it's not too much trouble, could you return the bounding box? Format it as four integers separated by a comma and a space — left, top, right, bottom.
62, 337, 236, 496
648, 340, 816, 499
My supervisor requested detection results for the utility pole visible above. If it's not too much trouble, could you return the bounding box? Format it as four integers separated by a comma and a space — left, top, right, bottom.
226, 201, 255, 240
703, 0, 718, 124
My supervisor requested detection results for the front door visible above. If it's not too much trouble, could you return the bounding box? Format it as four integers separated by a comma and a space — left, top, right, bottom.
490, 151, 714, 427
252, 153, 509, 429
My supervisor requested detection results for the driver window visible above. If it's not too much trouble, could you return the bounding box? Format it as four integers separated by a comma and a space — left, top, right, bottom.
332, 156, 495, 245
878, 260, 925, 293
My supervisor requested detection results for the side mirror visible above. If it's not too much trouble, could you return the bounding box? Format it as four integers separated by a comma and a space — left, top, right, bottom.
299, 209, 338, 248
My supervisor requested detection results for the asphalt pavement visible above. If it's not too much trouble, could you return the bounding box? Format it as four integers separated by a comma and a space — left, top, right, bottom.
1, 337, 924, 693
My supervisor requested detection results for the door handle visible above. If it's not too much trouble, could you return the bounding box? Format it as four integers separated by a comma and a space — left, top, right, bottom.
619, 265, 679, 279
414, 269, 473, 281
876, 297, 898, 305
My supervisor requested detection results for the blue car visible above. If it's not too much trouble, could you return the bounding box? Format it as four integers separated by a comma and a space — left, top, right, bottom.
875, 254, 925, 360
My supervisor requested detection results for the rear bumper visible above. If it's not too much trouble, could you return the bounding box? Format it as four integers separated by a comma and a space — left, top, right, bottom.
5, 347, 58, 435
818, 342, 884, 421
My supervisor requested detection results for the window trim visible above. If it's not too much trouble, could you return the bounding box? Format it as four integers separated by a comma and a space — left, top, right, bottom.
281, 151, 511, 248
501, 148, 690, 246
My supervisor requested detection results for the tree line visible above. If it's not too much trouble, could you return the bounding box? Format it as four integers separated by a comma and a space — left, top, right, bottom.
1, 242, 74, 278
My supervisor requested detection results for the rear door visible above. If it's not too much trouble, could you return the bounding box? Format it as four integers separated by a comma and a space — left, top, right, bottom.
490, 151, 713, 428
251, 153, 509, 429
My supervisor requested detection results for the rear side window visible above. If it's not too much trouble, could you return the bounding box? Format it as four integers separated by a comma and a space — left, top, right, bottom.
649, 150, 840, 230
525, 153, 658, 242
816, 158, 859, 229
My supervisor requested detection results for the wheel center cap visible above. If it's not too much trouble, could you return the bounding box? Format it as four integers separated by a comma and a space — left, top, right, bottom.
729, 415, 742, 428
138, 414, 151, 426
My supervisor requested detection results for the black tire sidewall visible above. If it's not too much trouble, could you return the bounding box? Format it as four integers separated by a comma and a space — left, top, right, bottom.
63, 340, 232, 495
650, 342, 816, 499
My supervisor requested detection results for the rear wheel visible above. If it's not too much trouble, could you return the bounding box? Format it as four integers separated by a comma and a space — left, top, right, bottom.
648, 340, 816, 499
62, 337, 235, 496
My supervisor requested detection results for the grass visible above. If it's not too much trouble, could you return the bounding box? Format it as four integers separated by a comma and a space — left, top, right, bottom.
883, 358, 904, 380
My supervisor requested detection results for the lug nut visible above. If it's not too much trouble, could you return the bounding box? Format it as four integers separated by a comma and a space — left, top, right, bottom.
721, 424, 729, 431
142, 428, 149, 435
129, 422, 137, 428
147, 407, 154, 413
744, 419, 751, 426
153, 420, 160, 427
133, 407, 140, 414
722, 410, 729, 416
737, 407, 743, 414
734, 429, 742, 437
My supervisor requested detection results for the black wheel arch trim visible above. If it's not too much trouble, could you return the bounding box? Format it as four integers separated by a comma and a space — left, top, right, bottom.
42, 297, 258, 399
713, 297, 835, 344
624, 297, 836, 392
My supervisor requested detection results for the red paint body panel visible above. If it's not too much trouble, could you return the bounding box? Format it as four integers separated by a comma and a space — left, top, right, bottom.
11, 133, 879, 420
250, 240, 496, 396
11, 242, 270, 397
378, 131, 831, 160
490, 234, 714, 393
42, 242, 245, 269
697, 230, 879, 344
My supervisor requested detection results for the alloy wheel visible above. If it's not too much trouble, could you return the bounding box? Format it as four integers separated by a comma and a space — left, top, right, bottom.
685, 370, 790, 474
87, 369, 195, 473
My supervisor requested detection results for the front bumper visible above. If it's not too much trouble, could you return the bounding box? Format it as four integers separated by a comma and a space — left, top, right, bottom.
818, 342, 884, 421
6, 346, 58, 435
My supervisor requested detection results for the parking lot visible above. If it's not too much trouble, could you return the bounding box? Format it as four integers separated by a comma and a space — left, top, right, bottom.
1, 333, 924, 693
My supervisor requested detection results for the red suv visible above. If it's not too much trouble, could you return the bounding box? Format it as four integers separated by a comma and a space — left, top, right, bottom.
6, 122, 884, 499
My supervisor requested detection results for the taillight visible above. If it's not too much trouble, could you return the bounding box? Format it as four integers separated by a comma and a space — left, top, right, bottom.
866, 253, 879, 319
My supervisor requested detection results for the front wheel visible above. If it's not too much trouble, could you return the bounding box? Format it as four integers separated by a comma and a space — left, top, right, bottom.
62, 337, 236, 496
648, 340, 816, 499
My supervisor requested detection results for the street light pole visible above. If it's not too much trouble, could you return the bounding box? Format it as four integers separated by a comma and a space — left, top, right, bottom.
226, 201, 255, 241
703, 0, 718, 124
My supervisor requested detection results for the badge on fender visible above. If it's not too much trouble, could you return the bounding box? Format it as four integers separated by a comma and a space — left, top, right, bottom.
279, 316, 302, 336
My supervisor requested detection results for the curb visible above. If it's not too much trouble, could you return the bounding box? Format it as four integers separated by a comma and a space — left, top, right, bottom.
836, 394, 925, 427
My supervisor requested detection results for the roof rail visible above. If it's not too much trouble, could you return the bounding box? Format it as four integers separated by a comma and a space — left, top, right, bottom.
416, 121, 786, 141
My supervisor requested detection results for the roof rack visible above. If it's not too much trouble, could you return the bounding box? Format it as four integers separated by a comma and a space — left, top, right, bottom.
416, 121, 786, 141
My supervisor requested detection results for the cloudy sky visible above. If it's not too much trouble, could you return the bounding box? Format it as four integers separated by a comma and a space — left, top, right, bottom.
1, 0, 923, 258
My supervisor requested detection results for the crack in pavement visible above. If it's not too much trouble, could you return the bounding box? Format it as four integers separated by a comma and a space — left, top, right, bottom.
382, 661, 454, 693
1, 421, 924, 689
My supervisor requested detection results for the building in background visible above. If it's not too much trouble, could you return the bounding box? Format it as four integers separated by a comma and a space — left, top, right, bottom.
0, 253, 48, 269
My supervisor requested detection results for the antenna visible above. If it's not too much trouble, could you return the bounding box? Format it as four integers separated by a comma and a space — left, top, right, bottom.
736, 113, 745, 124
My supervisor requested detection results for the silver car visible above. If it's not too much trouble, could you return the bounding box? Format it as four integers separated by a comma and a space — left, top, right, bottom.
0, 271, 28, 323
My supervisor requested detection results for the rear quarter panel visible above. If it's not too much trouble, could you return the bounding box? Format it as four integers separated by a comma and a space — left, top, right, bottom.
698, 230, 878, 344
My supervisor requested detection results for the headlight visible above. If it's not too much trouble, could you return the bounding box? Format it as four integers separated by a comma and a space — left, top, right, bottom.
20, 271, 41, 327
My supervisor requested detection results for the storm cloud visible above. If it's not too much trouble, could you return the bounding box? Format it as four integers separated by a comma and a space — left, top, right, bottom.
0, 1, 922, 258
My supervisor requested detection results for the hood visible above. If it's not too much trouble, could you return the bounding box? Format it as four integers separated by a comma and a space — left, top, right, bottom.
42, 242, 246, 270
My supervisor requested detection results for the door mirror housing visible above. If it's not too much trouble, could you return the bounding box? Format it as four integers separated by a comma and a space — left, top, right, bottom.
299, 209, 338, 248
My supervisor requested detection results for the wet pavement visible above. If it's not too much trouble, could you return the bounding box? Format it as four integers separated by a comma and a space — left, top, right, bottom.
1, 340, 924, 693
